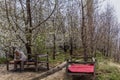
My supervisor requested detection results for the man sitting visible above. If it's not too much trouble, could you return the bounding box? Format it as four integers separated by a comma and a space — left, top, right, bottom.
14, 49, 27, 70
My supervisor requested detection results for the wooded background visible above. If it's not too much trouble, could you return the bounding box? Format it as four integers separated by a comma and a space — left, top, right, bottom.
0, 0, 120, 62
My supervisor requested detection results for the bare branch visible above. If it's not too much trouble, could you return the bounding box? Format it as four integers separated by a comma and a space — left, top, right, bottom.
19, 0, 27, 25
5, 0, 26, 44
32, 0, 57, 30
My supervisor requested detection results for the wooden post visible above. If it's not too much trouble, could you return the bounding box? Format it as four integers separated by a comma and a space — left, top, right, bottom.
47, 52, 49, 70
52, 18, 56, 60
70, 37, 73, 56
35, 54, 38, 71
6, 52, 9, 71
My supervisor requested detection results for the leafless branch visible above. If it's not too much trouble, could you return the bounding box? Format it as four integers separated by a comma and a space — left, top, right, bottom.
32, 0, 57, 30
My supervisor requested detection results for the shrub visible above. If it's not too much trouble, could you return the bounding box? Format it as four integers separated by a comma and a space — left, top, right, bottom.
0, 57, 6, 64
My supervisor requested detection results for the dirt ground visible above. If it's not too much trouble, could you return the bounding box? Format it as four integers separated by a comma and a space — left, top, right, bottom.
0, 64, 40, 80
41, 68, 70, 80
0, 64, 69, 80
0, 64, 95, 80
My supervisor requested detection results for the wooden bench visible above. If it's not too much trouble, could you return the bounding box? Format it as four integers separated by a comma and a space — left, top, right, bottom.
6, 53, 49, 72
24, 53, 49, 71
66, 56, 96, 80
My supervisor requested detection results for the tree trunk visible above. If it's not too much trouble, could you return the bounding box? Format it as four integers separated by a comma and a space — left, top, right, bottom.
70, 37, 73, 55
32, 62, 67, 80
26, 0, 32, 59
87, 0, 94, 56
81, 0, 87, 61
25, 43, 32, 59
53, 33, 56, 60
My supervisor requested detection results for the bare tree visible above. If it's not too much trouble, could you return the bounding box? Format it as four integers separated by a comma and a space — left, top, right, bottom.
4, 0, 57, 59
80, 0, 88, 61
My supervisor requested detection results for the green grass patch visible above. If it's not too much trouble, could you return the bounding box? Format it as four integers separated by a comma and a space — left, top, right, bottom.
96, 54, 120, 80
97, 66, 120, 80
49, 53, 70, 67
0, 57, 6, 64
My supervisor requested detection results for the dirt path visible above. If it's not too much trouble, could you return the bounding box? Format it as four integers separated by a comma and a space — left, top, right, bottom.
41, 68, 67, 80
0, 63, 69, 80
0, 64, 45, 80
40, 61, 120, 80
109, 62, 120, 69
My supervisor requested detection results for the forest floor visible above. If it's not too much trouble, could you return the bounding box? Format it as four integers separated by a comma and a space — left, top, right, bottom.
0, 53, 67, 80
109, 62, 120, 68
0, 56, 120, 80
0, 64, 68, 80
0, 64, 41, 80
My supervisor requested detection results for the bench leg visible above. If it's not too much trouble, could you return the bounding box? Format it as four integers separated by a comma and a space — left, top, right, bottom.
7, 62, 9, 71
20, 61, 24, 71
35, 63, 38, 72
47, 63, 49, 70
92, 76, 95, 80
14, 62, 17, 70
47, 54, 49, 70
92, 73, 96, 80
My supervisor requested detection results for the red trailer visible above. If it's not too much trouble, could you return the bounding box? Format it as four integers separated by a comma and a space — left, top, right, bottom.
66, 56, 96, 80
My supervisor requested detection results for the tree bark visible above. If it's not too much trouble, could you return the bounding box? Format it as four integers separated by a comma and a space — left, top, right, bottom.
32, 62, 67, 80
87, 0, 94, 56
70, 37, 73, 55
26, 0, 32, 59
81, 0, 88, 61
53, 33, 56, 60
